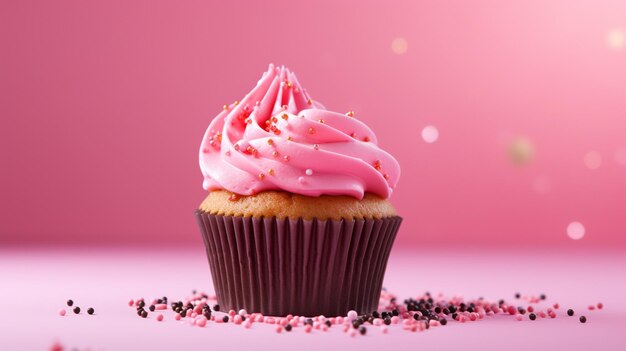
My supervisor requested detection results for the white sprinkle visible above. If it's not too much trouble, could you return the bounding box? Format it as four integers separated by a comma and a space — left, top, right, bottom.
305, 169, 313, 176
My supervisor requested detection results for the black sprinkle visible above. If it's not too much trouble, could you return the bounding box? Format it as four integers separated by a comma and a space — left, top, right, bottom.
67, 299, 74, 307
87, 308, 94, 315
440, 318, 447, 326
73, 307, 80, 314
285, 324, 292, 332
579, 316, 587, 323
383, 318, 391, 325
567, 309, 574, 316
529, 313, 536, 320
149, 305, 155, 312
540, 294, 546, 300
222, 315, 229, 323
138, 301, 145, 308
213, 304, 220, 311
359, 326, 367, 335
515, 293, 521, 299
325, 320, 332, 327
141, 311, 148, 318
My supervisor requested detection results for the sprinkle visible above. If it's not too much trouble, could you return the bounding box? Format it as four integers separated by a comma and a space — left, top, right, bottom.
529, 313, 536, 320
258, 173, 265, 180
234, 100, 239, 105
223, 105, 228, 110
308, 127, 316, 134
268, 169, 275, 176
597, 302, 603, 309
282, 114, 289, 120
579, 316, 587, 323
228, 193, 239, 202
287, 136, 293, 141
67, 300, 74, 307
233, 144, 240, 151
383, 174, 390, 180
350, 132, 357, 138
58, 308, 66, 316
73, 307, 81, 314
87, 307, 95, 315
363, 136, 370, 142
272, 151, 279, 157
567, 309, 574, 316
307, 99, 312, 105
346, 111, 355, 117
283, 155, 290, 162
313, 144, 319, 150
305, 169, 313, 176
298, 176, 305, 183
128, 299, 134, 307
318, 119, 325, 124
282, 104, 288, 110
156, 314, 164, 322
373, 160, 382, 170
271, 117, 278, 123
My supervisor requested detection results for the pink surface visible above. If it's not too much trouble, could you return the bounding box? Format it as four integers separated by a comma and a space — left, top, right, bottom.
2, 0, 626, 247
2, 248, 624, 350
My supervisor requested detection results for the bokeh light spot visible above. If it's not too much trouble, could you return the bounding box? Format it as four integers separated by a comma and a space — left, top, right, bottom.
507, 137, 534, 166
421, 125, 439, 143
567, 222, 585, 240
584, 151, 602, 170
391, 37, 408, 55
607, 29, 625, 50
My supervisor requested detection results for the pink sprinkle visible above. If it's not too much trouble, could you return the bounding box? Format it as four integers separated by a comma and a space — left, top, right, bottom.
257, 315, 265, 323
381, 326, 389, 334
244, 320, 252, 329
507, 306, 517, 315
228, 310, 236, 317
128, 299, 134, 307
548, 311, 556, 319
196, 317, 207, 327
527, 306, 534, 313
391, 316, 400, 324
58, 308, 66, 317
539, 311, 547, 318
515, 314, 523, 321
373, 318, 383, 326
190, 312, 197, 318
155, 304, 167, 310
430, 320, 440, 327
469, 313, 477, 321
342, 325, 350, 333
597, 302, 604, 309
588, 305, 596, 311
275, 326, 283, 333
175, 314, 182, 321
349, 329, 357, 337
150, 298, 158, 305
553, 303, 560, 309
156, 314, 164, 322
321, 324, 329, 332
335, 316, 344, 324
265, 317, 275, 324
304, 325, 312, 333
238, 309, 247, 316
234, 315, 243, 325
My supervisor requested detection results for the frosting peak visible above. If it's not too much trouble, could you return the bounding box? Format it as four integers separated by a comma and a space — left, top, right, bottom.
199, 64, 400, 199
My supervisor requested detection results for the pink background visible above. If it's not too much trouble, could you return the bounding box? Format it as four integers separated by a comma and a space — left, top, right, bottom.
1, 0, 625, 247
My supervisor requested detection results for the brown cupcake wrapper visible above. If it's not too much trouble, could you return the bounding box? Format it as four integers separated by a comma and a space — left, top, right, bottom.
195, 210, 402, 317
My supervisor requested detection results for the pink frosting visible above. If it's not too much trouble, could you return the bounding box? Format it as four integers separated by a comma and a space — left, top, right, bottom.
199, 64, 400, 199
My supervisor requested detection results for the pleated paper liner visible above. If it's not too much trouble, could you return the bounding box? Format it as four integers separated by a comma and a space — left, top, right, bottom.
195, 210, 402, 317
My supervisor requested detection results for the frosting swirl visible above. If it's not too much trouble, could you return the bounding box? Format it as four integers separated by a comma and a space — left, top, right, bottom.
199, 64, 400, 199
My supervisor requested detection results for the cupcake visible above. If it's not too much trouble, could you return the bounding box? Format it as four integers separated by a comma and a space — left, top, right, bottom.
196, 64, 401, 317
